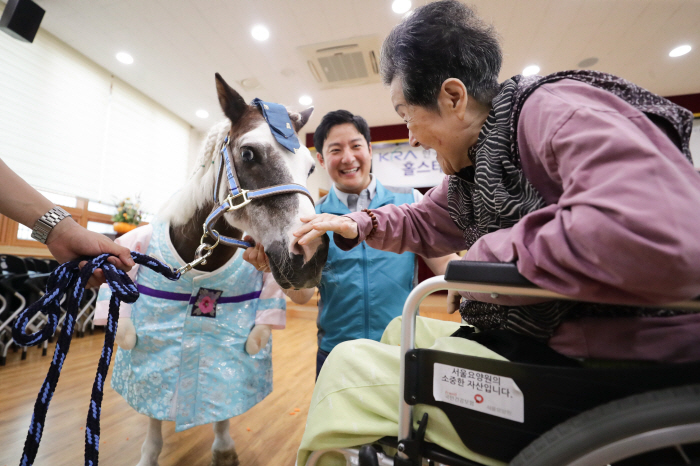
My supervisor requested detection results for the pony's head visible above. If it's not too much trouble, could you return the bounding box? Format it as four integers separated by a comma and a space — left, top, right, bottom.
160, 74, 328, 289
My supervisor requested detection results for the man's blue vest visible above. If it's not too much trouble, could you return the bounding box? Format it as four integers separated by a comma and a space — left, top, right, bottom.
316, 181, 416, 353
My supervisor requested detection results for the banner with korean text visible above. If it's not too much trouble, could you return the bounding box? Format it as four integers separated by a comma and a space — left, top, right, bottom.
372, 142, 445, 188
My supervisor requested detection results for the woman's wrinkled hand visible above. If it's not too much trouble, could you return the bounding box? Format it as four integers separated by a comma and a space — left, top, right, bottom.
447, 289, 462, 314
294, 213, 358, 246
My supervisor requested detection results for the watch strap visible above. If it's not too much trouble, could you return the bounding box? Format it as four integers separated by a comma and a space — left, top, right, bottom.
31, 206, 72, 244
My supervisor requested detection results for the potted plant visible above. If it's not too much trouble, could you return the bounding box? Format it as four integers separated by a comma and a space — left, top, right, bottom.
112, 197, 142, 234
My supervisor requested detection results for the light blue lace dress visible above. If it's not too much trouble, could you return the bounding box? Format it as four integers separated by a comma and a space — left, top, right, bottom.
105, 222, 285, 431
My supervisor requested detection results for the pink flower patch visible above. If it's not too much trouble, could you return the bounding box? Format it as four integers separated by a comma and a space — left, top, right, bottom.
199, 296, 214, 314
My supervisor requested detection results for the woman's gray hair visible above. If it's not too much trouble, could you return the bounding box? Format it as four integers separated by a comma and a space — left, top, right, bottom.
381, 0, 502, 108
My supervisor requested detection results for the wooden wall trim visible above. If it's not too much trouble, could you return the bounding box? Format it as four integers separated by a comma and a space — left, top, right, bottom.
0, 196, 117, 258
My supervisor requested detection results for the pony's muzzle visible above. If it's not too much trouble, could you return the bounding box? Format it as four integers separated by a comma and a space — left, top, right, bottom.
266, 234, 329, 289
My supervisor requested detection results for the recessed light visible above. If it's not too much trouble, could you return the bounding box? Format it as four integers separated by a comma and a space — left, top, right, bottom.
392, 0, 411, 14
240, 77, 261, 90
251, 25, 270, 41
669, 45, 691, 57
196, 110, 209, 119
116, 52, 134, 65
522, 65, 540, 76
577, 57, 598, 68
299, 95, 313, 106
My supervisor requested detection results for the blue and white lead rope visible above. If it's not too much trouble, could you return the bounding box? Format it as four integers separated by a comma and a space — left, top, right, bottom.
12, 252, 180, 466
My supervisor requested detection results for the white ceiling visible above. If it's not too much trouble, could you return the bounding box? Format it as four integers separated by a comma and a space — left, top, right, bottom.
31, 0, 700, 136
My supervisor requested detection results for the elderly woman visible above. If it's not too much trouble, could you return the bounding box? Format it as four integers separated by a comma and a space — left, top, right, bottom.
294, 1, 700, 464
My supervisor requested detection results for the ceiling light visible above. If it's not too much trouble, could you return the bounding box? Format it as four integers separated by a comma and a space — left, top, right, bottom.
577, 57, 598, 68
240, 77, 261, 90
299, 95, 313, 106
196, 110, 209, 119
251, 25, 270, 41
392, 0, 412, 14
669, 45, 691, 57
522, 65, 540, 76
116, 52, 134, 65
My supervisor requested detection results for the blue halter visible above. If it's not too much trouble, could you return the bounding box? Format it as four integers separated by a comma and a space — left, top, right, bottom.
203, 136, 314, 250
200, 99, 314, 252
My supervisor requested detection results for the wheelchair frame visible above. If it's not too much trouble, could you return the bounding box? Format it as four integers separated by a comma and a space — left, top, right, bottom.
306, 261, 700, 466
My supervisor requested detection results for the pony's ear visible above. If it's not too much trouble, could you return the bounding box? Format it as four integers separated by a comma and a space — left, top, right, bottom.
215, 73, 248, 124
291, 106, 314, 132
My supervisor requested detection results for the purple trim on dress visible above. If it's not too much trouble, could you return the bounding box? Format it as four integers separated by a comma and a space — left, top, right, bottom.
137, 284, 261, 304
219, 291, 262, 303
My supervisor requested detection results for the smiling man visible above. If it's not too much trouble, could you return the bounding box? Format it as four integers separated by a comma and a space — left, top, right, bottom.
305, 110, 456, 378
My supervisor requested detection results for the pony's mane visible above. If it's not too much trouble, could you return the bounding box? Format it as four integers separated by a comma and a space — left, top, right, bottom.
158, 120, 231, 226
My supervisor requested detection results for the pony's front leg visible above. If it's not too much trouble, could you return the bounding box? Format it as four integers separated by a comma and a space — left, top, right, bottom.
211, 419, 239, 466
136, 417, 163, 466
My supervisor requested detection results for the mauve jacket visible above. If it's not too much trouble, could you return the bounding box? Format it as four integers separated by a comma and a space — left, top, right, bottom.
337, 79, 700, 363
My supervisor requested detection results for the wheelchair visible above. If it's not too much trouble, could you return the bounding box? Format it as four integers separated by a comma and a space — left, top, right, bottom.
306, 261, 700, 466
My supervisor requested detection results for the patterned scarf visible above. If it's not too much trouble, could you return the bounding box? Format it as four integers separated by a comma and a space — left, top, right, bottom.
449, 70, 695, 340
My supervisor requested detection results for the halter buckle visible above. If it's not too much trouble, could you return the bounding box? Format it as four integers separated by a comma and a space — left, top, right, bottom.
224, 190, 252, 211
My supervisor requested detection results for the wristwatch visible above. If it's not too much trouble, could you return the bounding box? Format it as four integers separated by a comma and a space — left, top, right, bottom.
31, 206, 72, 244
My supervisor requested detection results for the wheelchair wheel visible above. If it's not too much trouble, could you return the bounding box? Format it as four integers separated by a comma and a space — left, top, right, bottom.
510, 384, 700, 466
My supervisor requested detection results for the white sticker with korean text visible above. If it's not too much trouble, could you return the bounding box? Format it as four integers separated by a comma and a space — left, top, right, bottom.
433, 363, 524, 423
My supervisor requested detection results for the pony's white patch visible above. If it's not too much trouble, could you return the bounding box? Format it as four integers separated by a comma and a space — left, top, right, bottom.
211, 419, 235, 452
136, 417, 164, 466
159, 117, 317, 257
236, 123, 316, 251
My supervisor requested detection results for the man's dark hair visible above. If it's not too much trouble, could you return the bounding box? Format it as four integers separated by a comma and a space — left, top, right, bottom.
381, 0, 502, 108
313, 110, 371, 157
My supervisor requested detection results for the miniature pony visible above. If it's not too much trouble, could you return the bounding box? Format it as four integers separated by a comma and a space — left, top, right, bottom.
96, 74, 328, 466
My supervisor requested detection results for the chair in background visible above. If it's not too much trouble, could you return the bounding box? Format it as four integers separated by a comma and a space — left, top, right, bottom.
0, 255, 31, 365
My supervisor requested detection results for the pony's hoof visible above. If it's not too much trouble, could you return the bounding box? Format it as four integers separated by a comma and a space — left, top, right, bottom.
211, 448, 239, 466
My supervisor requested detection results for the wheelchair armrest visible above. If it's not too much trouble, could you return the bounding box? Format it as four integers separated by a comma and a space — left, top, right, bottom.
444, 261, 535, 288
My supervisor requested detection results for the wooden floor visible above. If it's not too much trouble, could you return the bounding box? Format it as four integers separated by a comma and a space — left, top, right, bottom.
0, 318, 318, 466
0, 296, 457, 466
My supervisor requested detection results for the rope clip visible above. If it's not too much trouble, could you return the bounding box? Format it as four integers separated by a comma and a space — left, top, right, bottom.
176, 229, 220, 274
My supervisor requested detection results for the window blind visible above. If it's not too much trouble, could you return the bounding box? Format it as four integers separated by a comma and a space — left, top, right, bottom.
0, 25, 190, 214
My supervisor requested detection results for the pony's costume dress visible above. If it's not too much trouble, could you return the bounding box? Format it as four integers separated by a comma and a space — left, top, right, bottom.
95, 222, 286, 431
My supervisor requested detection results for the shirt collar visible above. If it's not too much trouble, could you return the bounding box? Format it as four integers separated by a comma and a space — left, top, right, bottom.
333, 175, 376, 208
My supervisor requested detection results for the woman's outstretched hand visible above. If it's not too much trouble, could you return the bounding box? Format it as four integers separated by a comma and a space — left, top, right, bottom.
295, 213, 358, 246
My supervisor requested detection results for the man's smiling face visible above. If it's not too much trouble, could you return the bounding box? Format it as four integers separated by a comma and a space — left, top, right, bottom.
318, 123, 372, 194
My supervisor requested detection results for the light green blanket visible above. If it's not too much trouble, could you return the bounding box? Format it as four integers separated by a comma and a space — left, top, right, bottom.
297, 316, 507, 466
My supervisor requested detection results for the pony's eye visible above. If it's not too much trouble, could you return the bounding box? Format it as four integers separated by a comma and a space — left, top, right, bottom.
308, 165, 315, 177
241, 148, 254, 161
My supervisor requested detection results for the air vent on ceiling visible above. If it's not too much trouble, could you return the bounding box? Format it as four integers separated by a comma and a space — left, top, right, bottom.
298, 35, 381, 89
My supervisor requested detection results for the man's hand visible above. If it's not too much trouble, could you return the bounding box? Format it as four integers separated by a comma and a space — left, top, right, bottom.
45, 218, 135, 288
295, 213, 358, 246
241, 236, 271, 272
